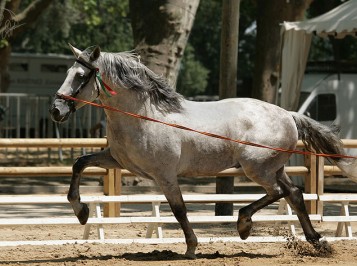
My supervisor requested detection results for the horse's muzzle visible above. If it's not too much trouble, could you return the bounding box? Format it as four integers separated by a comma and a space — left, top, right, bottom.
49, 98, 72, 123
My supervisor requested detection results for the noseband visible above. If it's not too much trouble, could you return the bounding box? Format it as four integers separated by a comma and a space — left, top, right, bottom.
56, 59, 100, 113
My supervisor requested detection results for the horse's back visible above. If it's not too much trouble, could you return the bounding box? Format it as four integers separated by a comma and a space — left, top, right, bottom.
174, 98, 298, 177
181, 98, 297, 144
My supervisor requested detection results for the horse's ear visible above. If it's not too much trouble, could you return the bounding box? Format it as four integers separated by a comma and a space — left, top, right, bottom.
68, 43, 82, 58
90, 46, 101, 61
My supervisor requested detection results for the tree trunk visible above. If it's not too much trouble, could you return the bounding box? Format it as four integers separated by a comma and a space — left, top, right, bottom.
129, 0, 200, 88
0, 46, 11, 93
0, 0, 53, 92
252, 0, 313, 103
215, 0, 240, 216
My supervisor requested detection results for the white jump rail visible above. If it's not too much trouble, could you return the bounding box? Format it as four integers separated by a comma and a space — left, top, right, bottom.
0, 193, 320, 246
0, 165, 308, 218
314, 139, 357, 239
0, 138, 108, 148
144, 193, 319, 238
319, 194, 357, 238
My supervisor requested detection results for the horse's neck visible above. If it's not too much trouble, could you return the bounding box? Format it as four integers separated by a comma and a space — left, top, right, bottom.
100, 87, 141, 110
100, 91, 161, 127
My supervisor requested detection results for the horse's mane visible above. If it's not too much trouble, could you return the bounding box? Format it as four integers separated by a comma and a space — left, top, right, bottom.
96, 51, 183, 113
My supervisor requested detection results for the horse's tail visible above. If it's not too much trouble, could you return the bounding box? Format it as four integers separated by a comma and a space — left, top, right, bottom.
290, 112, 357, 181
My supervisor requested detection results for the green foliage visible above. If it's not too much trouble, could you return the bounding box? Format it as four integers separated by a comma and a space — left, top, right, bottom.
336, 36, 357, 61
188, 0, 256, 96
237, 1, 256, 79
177, 44, 209, 97
309, 35, 357, 63
308, 36, 334, 62
307, 0, 357, 63
0, 38, 8, 49
188, 0, 222, 95
11, 0, 258, 97
10, 0, 357, 98
11, 0, 221, 97
12, 0, 132, 54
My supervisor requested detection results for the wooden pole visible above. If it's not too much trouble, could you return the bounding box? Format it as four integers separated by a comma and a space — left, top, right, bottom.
114, 169, 122, 216
108, 169, 116, 217
103, 169, 122, 217
0, 166, 107, 176
103, 172, 109, 217
218, 0, 240, 100
215, 0, 240, 216
305, 153, 317, 214
0, 138, 108, 148
317, 156, 325, 215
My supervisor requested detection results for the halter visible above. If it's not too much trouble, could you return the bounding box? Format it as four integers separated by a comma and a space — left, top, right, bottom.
56, 59, 101, 113
56, 58, 117, 112
75, 59, 117, 97
73, 59, 100, 98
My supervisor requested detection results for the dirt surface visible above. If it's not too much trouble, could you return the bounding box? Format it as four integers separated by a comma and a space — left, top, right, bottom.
0, 236, 356, 265
0, 179, 357, 265
0, 153, 356, 266
0, 221, 356, 266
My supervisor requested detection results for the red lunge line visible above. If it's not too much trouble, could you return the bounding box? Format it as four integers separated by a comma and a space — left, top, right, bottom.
60, 94, 357, 160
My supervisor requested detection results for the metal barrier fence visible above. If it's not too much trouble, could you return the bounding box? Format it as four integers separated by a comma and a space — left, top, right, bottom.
0, 93, 104, 138
0, 93, 105, 163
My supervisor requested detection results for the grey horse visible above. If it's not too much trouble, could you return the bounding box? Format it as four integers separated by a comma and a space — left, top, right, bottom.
50, 44, 357, 258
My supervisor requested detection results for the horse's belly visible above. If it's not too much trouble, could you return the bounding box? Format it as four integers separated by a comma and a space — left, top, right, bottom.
177, 149, 236, 177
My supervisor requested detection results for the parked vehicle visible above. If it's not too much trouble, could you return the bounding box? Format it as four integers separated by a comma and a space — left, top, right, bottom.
8, 53, 73, 96
298, 73, 357, 144
290, 70, 357, 185
1, 53, 103, 138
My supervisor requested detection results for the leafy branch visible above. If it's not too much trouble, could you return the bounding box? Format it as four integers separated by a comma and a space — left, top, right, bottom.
0, 0, 53, 46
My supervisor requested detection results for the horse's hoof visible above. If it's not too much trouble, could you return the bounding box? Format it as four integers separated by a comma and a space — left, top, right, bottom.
77, 203, 89, 225
237, 215, 252, 240
184, 251, 197, 260
184, 242, 197, 259
312, 238, 333, 255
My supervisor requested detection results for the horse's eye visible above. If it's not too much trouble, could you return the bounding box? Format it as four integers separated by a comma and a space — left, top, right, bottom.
76, 73, 85, 80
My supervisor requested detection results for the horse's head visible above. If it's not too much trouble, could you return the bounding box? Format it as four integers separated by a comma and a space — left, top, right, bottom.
49, 44, 101, 123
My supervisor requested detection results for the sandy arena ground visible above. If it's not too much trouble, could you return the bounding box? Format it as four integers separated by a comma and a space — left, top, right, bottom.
0, 227, 356, 266
0, 240, 356, 266
0, 200, 357, 266
0, 170, 356, 265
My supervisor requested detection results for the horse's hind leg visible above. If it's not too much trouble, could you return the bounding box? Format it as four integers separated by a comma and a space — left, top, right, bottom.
155, 176, 197, 259
277, 171, 323, 247
68, 148, 121, 225
237, 174, 287, 239
238, 167, 323, 246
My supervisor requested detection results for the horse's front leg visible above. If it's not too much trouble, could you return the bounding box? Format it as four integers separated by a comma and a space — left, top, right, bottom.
155, 175, 197, 259
68, 148, 121, 225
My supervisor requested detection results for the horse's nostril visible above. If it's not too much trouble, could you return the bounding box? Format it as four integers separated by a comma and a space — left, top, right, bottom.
50, 107, 61, 122
49, 99, 72, 123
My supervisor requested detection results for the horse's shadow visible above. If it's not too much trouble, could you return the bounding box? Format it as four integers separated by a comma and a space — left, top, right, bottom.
121, 249, 277, 261
5, 250, 277, 265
